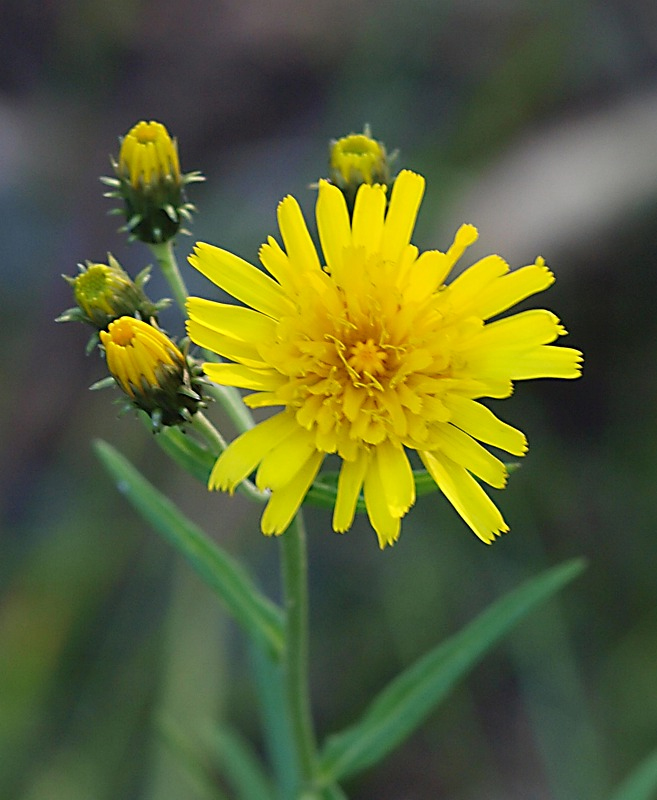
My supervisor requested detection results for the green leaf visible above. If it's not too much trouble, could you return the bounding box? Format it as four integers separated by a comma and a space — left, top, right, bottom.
609, 749, 657, 800
317, 558, 586, 783
157, 716, 230, 800
206, 726, 274, 800
94, 439, 284, 657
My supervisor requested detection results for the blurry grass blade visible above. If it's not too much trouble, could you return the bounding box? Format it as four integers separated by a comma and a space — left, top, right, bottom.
609, 749, 657, 800
250, 642, 299, 800
318, 558, 586, 783
207, 726, 274, 800
94, 440, 284, 656
158, 715, 229, 800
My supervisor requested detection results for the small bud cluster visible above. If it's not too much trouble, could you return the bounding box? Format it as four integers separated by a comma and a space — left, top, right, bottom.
59, 120, 207, 429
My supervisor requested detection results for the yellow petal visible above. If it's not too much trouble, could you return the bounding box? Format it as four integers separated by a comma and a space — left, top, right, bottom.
419, 450, 508, 543
473, 309, 566, 349
381, 170, 425, 263
260, 450, 324, 535
189, 242, 295, 319
203, 362, 285, 391
363, 457, 402, 548
208, 412, 298, 491
475, 258, 555, 320
351, 183, 386, 256
375, 439, 416, 517
187, 297, 277, 342
445, 395, 527, 456
333, 451, 369, 532
316, 179, 352, 273
435, 424, 508, 488
404, 250, 450, 304
186, 319, 266, 368
259, 236, 300, 293
255, 427, 317, 491
442, 255, 509, 315
277, 194, 322, 274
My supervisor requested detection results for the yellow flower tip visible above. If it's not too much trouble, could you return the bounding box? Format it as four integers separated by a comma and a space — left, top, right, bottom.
446, 223, 478, 259
330, 131, 388, 186
119, 120, 180, 188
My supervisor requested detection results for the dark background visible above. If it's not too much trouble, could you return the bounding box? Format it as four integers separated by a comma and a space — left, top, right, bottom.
2, 1, 657, 798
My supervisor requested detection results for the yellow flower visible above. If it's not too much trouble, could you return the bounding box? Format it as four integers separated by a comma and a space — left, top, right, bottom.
100, 317, 204, 428
186, 171, 582, 547
119, 120, 181, 187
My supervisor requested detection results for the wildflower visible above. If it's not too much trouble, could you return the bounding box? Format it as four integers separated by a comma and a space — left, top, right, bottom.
58, 255, 165, 331
102, 120, 203, 244
100, 316, 206, 430
328, 128, 392, 213
186, 170, 582, 547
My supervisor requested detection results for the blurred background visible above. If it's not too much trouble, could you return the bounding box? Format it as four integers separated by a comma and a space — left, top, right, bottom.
2, 1, 657, 798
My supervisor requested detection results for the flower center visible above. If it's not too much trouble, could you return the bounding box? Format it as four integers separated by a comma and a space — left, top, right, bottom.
347, 338, 387, 376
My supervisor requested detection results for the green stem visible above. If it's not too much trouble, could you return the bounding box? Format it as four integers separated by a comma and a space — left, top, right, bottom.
190, 411, 267, 505
280, 512, 319, 796
149, 239, 189, 312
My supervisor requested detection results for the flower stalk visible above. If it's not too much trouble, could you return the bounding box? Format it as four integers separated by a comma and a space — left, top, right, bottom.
149, 240, 189, 313
280, 511, 320, 796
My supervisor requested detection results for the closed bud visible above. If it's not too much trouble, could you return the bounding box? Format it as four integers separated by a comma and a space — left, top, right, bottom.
99, 316, 207, 430
102, 120, 204, 244
58, 255, 167, 332
328, 127, 394, 214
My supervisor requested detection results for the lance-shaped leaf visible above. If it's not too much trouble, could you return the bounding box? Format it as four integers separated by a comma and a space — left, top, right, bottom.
317, 558, 585, 783
94, 439, 284, 657
609, 748, 657, 800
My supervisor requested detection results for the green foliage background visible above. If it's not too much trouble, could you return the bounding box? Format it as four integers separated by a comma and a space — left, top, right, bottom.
2, 1, 656, 797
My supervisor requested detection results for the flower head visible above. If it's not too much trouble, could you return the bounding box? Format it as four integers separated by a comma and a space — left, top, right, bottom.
102, 120, 203, 244
59, 255, 165, 331
186, 171, 582, 547
100, 316, 205, 429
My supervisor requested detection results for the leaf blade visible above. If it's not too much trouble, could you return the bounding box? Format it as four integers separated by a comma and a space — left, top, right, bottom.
318, 558, 586, 783
94, 439, 284, 657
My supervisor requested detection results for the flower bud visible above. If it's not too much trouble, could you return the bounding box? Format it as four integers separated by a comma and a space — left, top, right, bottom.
328, 128, 394, 213
102, 120, 203, 244
58, 255, 166, 333
99, 316, 206, 429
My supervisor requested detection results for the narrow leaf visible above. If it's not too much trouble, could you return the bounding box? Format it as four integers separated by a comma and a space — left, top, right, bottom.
207, 726, 274, 800
318, 558, 586, 783
94, 439, 284, 657
609, 749, 657, 800
157, 715, 229, 800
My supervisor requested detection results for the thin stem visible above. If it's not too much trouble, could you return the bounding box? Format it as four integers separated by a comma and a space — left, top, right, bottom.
190, 411, 268, 505
280, 511, 318, 796
206, 383, 256, 435
149, 239, 189, 312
